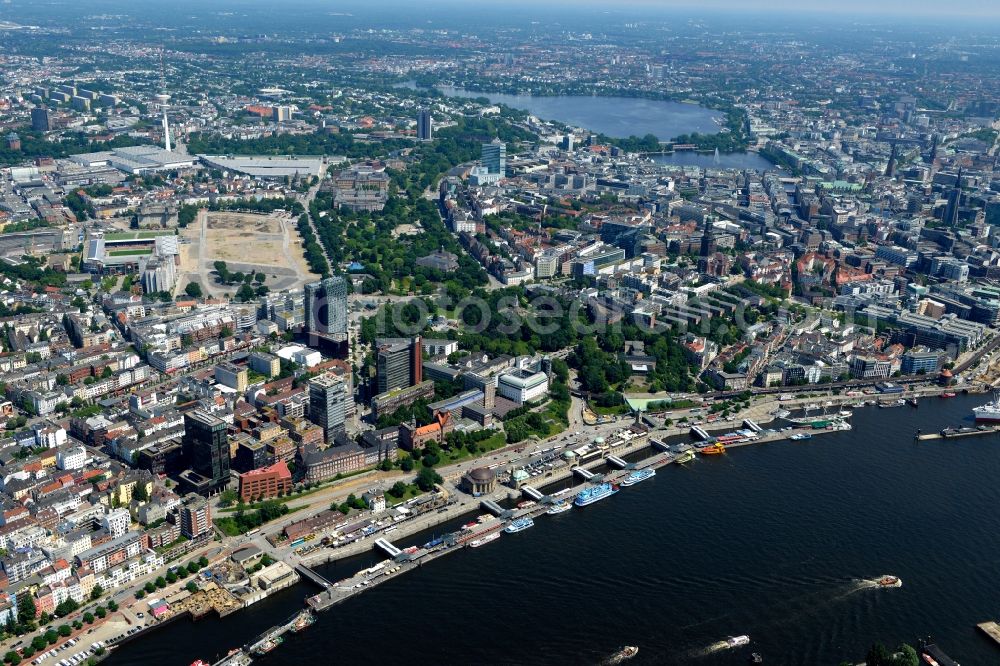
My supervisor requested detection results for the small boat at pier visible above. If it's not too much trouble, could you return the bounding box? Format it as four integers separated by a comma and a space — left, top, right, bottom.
254, 636, 283, 656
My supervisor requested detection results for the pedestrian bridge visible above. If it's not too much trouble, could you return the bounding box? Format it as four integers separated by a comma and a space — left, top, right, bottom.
295, 563, 333, 588
690, 425, 711, 440
373, 538, 402, 558
480, 499, 506, 516
743, 419, 762, 432
606, 455, 627, 468
650, 439, 671, 452
522, 485, 544, 501
573, 467, 596, 480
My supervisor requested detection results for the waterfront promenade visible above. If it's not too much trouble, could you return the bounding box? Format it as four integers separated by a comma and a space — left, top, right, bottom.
112, 384, 978, 666
210, 413, 858, 665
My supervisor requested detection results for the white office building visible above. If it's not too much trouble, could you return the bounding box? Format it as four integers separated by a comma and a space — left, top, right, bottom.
497, 368, 549, 404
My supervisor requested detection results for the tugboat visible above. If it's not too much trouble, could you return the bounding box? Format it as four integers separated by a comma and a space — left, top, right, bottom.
604, 645, 639, 664
254, 636, 284, 656
908, 397, 919, 407
292, 610, 316, 632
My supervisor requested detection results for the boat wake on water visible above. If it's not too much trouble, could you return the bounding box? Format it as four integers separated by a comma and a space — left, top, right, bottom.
685, 635, 751, 659
854, 575, 903, 590
675, 577, 901, 660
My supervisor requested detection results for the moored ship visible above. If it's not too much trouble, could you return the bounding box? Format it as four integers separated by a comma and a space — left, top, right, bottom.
699, 442, 726, 455
574, 482, 619, 506
292, 610, 315, 632
620, 468, 655, 486
973, 391, 1000, 422
470, 532, 501, 547
675, 449, 696, 464
546, 500, 572, 515
503, 517, 534, 533
254, 636, 283, 656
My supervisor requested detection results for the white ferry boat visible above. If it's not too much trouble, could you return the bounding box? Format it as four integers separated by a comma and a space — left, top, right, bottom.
620, 468, 656, 487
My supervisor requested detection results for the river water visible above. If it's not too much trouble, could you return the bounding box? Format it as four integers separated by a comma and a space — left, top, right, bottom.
108, 394, 1000, 665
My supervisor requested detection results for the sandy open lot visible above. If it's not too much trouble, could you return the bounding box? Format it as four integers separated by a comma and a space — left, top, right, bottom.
175, 210, 319, 297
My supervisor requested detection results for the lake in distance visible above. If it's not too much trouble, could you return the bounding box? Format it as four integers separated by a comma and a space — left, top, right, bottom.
109, 394, 1000, 666
397, 81, 724, 141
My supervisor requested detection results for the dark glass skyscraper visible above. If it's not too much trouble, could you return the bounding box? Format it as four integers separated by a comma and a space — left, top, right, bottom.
417, 109, 433, 141
304, 275, 348, 339
181, 410, 231, 495
31, 107, 50, 132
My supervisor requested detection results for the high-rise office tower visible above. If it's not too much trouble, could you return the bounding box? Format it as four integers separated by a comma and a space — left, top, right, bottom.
375, 336, 423, 395
417, 109, 433, 141
304, 275, 348, 339
31, 108, 50, 132
181, 410, 231, 494
946, 168, 963, 228
308, 374, 348, 442
482, 138, 506, 176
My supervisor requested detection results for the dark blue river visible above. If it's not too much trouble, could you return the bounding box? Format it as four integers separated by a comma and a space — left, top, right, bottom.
108, 394, 1000, 665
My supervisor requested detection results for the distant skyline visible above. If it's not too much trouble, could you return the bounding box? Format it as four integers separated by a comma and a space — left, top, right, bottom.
418, 0, 1000, 19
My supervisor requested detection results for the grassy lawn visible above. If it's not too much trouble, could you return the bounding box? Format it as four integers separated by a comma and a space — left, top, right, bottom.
438, 431, 508, 465
215, 505, 305, 536
591, 403, 629, 416
109, 248, 153, 257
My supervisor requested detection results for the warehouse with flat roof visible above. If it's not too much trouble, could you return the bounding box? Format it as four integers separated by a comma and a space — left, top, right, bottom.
198, 154, 330, 179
